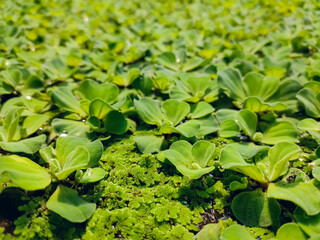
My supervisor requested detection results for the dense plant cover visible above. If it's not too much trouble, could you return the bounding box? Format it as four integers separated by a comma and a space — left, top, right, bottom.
1, 0, 320, 239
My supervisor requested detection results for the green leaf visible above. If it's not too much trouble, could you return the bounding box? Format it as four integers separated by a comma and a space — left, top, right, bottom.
218, 68, 246, 101
50, 87, 86, 116
243, 97, 287, 112
190, 102, 215, 119
261, 121, 298, 145
295, 207, 320, 236
135, 97, 163, 126
220, 224, 255, 240
55, 146, 90, 180
78, 79, 119, 103
133, 135, 164, 154
195, 115, 219, 138
230, 178, 248, 191
191, 140, 215, 168
56, 136, 103, 168
46, 185, 96, 223
175, 119, 200, 138
231, 189, 280, 227
105, 110, 128, 135
89, 99, 114, 119
227, 142, 269, 159
0, 135, 46, 154
1, 69, 21, 88
182, 56, 205, 72
215, 109, 238, 123
162, 99, 190, 126
267, 142, 300, 182
237, 109, 257, 138
78, 168, 105, 183
157, 52, 178, 71
276, 223, 307, 240
219, 145, 266, 182
218, 120, 240, 138
267, 182, 320, 215
3, 107, 24, 142
185, 76, 211, 98
313, 167, 320, 181
298, 118, 320, 131
22, 114, 49, 137
43, 58, 75, 80
297, 88, 320, 118
243, 72, 279, 100
163, 140, 215, 179
52, 118, 91, 138
0, 155, 51, 190
194, 223, 220, 240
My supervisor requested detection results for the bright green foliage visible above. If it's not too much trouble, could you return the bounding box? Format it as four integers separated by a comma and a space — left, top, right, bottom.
162, 140, 215, 179
1, 0, 320, 238
47, 185, 96, 223
0, 155, 51, 190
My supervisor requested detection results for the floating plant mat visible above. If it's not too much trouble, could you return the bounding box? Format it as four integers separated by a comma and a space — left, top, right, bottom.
0, 0, 320, 239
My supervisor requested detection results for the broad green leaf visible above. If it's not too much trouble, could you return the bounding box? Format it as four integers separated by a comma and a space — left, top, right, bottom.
218, 120, 240, 138
190, 102, 215, 119
296, 88, 320, 118
133, 135, 164, 154
162, 99, 190, 126
22, 95, 49, 113
220, 224, 255, 240
295, 207, 320, 236
298, 118, 320, 131
243, 72, 279, 100
52, 118, 91, 138
231, 189, 280, 227
194, 223, 219, 240
261, 121, 298, 145
218, 68, 246, 101
56, 137, 103, 168
191, 141, 215, 168
230, 178, 248, 191
276, 223, 307, 240
89, 99, 114, 119
78, 168, 105, 183
50, 87, 86, 116
243, 97, 287, 112
43, 58, 75, 80
182, 56, 205, 72
237, 109, 257, 137
78, 79, 119, 103
3, 107, 24, 142
135, 97, 163, 126
163, 140, 215, 179
157, 52, 178, 71
55, 146, 90, 180
267, 142, 300, 182
195, 115, 219, 138
313, 167, 320, 181
22, 114, 49, 137
175, 119, 200, 138
0, 155, 51, 190
169, 86, 193, 102
1, 69, 21, 88
47, 185, 96, 223
219, 145, 265, 182
227, 142, 269, 159
105, 110, 128, 135
267, 182, 320, 215
214, 109, 238, 123
185, 76, 211, 98
0, 134, 46, 154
